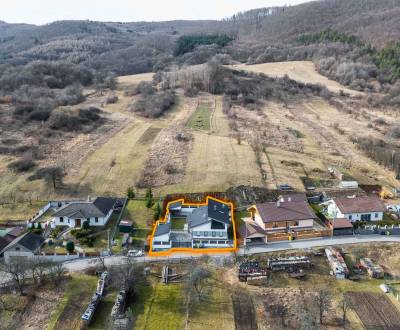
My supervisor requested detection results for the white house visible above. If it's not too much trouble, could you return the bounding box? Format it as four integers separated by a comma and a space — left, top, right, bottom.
325, 196, 385, 222
151, 197, 233, 252
0, 232, 45, 263
247, 193, 316, 234
52, 197, 118, 228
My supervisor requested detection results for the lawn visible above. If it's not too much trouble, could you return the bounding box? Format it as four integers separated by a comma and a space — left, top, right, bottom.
122, 200, 154, 229
171, 217, 186, 230
0, 201, 46, 222
187, 104, 212, 131
188, 282, 235, 330
47, 274, 98, 330
132, 280, 186, 330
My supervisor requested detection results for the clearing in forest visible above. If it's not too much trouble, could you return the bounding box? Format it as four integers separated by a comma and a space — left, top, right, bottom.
230, 61, 363, 96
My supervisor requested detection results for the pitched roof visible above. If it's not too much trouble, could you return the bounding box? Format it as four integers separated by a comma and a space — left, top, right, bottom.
53, 197, 117, 219
278, 193, 308, 203
1, 232, 44, 254
333, 196, 385, 214
188, 206, 208, 228
207, 199, 230, 224
0, 236, 10, 252
154, 223, 171, 237
238, 222, 265, 238
7, 226, 25, 237
93, 197, 118, 215
254, 201, 317, 223
332, 218, 353, 229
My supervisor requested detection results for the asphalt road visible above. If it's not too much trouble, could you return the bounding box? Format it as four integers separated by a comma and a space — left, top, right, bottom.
62, 235, 400, 272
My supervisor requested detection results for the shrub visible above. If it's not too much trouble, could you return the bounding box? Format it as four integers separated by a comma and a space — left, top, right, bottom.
66, 241, 75, 253
7, 157, 36, 173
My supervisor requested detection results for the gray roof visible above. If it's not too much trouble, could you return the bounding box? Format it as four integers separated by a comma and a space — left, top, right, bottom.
207, 199, 230, 224
154, 223, 171, 237
53, 197, 117, 219
188, 206, 209, 228
1, 232, 44, 254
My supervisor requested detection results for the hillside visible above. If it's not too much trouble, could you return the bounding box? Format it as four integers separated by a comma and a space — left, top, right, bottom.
230, 0, 400, 47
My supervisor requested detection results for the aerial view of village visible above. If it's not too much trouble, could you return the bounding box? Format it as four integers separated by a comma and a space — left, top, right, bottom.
1, 0, 400, 329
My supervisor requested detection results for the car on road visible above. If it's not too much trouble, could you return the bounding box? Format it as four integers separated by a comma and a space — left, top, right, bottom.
127, 249, 143, 257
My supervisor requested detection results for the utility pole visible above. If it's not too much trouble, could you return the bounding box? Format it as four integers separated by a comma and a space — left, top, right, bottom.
108, 229, 111, 255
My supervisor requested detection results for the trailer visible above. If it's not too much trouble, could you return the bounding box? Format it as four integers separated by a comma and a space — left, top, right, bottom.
325, 247, 349, 279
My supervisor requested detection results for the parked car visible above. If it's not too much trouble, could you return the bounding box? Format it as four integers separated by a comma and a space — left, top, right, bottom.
113, 200, 123, 212
127, 249, 143, 257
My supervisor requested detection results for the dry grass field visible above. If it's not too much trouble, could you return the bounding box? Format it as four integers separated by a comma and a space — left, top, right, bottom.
2, 60, 400, 221
230, 61, 364, 96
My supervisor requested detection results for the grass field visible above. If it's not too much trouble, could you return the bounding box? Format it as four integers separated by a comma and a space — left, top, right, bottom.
132, 281, 186, 330
188, 282, 235, 330
230, 61, 364, 96
48, 275, 98, 330
0, 201, 46, 222
121, 200, 154, 229
187, 103, 213, 131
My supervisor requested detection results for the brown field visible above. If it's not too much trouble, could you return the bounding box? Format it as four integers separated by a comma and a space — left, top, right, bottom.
2, 61, 400, 221
230, 61, 364, 96
346, 292, 400, 329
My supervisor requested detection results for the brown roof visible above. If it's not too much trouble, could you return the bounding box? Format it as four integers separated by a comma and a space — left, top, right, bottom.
255, 201, 317, 223
7, 226, 25, 237
332, 218, 353, 229
333, 196, 385, 214
238, 222, 265, 237
278, 193, 307, 203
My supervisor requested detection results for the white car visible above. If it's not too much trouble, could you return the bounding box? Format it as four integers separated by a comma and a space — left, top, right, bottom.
127, 249, 143, 257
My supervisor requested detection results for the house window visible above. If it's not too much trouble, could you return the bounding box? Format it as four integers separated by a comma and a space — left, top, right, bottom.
212, 231, 216, 237
361, 214, 371, 221
204, 232, 208, 237
196, 231, 200, 236
87, 218, 90, 222
60, 217, 64, 223
210, 240, 217, 244
95, 217, 98, 223
348, 215, 352, 220
219, 232, 224, 237
15, 247, 20, 251
375, 213, 379, 218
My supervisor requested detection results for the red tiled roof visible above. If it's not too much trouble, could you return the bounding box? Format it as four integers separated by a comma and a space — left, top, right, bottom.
333, 196, 385, 214
332, 218, 353, 229
255, 201, 317, 223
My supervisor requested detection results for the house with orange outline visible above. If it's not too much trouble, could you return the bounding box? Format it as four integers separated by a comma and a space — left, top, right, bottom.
150, 197, 235, 253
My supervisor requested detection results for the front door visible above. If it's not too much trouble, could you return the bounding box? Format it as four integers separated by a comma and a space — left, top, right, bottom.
75, 218, 81, 228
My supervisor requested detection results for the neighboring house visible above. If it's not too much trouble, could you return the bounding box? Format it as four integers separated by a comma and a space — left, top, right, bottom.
330, 218, 354, 236
325, 196, 385, 222
238, 221, 266, 245
151, 197, 234, 252
247, 194, 317, 233
52, 197, 118, 228
0, 232, 45, 263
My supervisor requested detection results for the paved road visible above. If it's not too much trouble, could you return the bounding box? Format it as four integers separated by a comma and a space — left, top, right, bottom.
63, 235, 400, 272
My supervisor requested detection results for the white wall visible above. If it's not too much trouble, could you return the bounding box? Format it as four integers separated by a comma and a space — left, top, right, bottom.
326, 200, 383, 222
190, 221, 227, 239
298, 219, 314, 227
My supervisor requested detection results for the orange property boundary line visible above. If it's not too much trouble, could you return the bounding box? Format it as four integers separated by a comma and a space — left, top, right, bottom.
148, 196, 238, 257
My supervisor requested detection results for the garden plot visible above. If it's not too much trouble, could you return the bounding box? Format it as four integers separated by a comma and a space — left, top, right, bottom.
346, 292, 400, 329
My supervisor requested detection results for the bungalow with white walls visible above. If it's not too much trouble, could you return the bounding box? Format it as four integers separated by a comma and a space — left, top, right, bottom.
247, 193, 317, 233
325, 196, 385, 222
52, 197, 118, 228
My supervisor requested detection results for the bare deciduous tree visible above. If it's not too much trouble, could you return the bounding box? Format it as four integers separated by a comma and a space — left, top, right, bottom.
186, 265, 212, 301
316, 289, 332, 325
